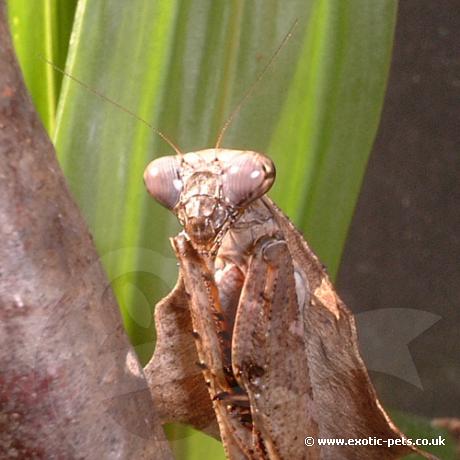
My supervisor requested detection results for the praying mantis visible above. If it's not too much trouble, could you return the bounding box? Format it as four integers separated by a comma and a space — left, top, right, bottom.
138, 20, 435, 460
45, 17, 434, 460
138, 18, 437, 458
143, 146, 432, 459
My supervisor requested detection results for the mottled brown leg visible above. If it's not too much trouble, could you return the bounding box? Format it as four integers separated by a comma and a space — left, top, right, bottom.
232, 236, 320, 460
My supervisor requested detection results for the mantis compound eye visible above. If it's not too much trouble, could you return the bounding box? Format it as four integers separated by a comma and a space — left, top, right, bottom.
144, 156, 183, 209
222, 152, 275, 208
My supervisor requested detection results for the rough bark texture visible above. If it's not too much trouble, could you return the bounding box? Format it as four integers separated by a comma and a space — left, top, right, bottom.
338, 0, 460, 416
0, 2, 172, 459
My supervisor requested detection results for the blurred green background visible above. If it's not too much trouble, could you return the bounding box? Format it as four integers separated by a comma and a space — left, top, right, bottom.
6, 0, 454, 458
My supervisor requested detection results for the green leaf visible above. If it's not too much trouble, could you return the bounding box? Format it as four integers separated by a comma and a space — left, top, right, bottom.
270, 0, 397, 277
165, 424, 225, 460
7, 0, 77, 133
48, 0, 397, 458
54, 0, 182, 364
391, 411, 457, 460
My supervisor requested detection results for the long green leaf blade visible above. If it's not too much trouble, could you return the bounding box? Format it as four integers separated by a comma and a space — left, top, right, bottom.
55, 0, 181, 361
270, 0, 397, 277
7, 0, 77, 133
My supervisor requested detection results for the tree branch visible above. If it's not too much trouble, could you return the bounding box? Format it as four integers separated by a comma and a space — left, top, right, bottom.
0, 2, 172, 458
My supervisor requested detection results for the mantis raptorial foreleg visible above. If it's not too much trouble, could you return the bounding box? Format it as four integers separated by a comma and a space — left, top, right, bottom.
231, 236, 319, 459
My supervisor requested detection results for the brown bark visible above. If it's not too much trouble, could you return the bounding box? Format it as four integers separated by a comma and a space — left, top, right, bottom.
0, 2, 172, 459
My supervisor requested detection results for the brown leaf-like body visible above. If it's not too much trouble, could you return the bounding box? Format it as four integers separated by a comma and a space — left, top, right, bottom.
145, 150, 437, 459
268, 198, 427, 459
144, 276, 219, 437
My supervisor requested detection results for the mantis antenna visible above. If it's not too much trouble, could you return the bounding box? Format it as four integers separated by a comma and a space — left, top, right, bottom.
214, 19, 298, 149
44, 18, 297, 155
42, 56, 183, 156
